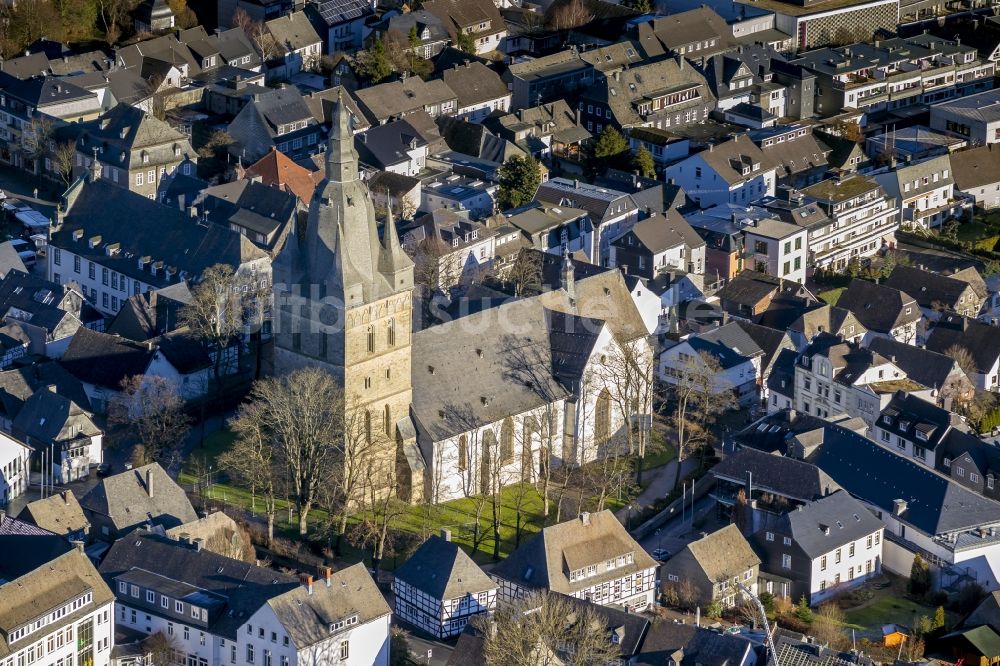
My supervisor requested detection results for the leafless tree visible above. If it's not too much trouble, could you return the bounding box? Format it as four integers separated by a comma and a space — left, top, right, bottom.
476, 592, 621, 666
545, 0, 595, 30
97, 0, 139, 44
241, 368, 342, 535
218, 401, 281, 545
233, 8, 279, 61
666, 350, 737, 491
349, 461, 406, 571
53, 142, 77, 185
945, 343, 977, 377
143, 631, 181, 666
204, 519, 256, 562
813, 603, 849, 650
109, 375, 191, 468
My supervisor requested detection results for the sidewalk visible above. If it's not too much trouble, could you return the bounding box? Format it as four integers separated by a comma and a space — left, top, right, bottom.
615, 456, 699, 522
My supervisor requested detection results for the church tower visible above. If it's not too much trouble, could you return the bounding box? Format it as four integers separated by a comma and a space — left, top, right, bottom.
272, 94, 418, 498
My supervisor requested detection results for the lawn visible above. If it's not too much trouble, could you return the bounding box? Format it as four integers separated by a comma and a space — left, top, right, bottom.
843, 595, 939, 631
178, 427, 629, 567
955, 220, 995, 243
818, 287, 845, 306
639, 432, 677, 471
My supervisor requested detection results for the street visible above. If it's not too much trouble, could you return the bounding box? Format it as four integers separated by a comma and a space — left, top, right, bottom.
405, 633, 454, 665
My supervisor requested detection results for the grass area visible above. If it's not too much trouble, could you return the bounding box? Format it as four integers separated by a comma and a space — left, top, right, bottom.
818, 287, 846, 306
639, 432, 677, 471
843, 595, 937, 631
955, 220, 993, 243
179, 427, 632, 567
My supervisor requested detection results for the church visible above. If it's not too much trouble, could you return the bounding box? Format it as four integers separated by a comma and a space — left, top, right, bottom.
273, 95, 654, 504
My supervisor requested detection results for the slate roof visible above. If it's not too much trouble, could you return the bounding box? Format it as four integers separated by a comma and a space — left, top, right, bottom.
884, 265, 978, 312
0, 270, 95, 338
634, 7, 735, 59
926, 315, 1000, 375
79, 463, 197, 533
699, 134, 776, 186
787, 303, 866, 342
611, 210, 704, 254
735, 409, 831, 455
355, 118, 428, 169
0, 542, 113, 658
535, 177, 636, 225
60, 328, 154, 390
769, 634, 875, 666
442, 61, 510, 109
0, 515, 53, 537
394, 535, 495, 600
54, 178, 267, 289
767, 347, 798, 398
867, 337, 965, 392
712, 447, 840, 501
682, 524, 760, 580
490, 510, 656, 595
12, 388, 101, 447
953, 144, 1000, 190
810, 425, 1000, 535
717, 270, 787, 309
835, 279, 920, 334
422, 0, 505, 37
99, 532, 298, 641
0, 362, 91, 418
637, 621, 753, 666
107, 282, 193, 342
771, 490, 883, 559
353, 76, 457, 124
966, 591, 1000, 633
265, 11, 322, 52
18, 492, 89, 537
688, 321, 765, 369
76, 103, 193, 170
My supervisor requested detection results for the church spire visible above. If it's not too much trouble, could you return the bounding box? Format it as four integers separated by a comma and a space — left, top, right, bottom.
325, 90, 358, 184
379, 195, 414, 280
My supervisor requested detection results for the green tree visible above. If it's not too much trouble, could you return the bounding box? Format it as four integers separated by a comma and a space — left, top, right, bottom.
933, 605, 946, 630
496, 154, 541, 210
407, 25, 419, 49
633, 145, 655, 177
456, 29, 476, 54
909, 553, 931, 595
705, 600, 723, 619
593, 126, 629, 160
633, 0, 652, 10
795, 595, 814, 624
357, 39, 392, 82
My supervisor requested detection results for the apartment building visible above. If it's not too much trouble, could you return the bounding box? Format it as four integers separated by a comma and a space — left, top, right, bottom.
665, 135, 776, 209
743, 217, 809, 285
0, 538, 115, 666
874, 154, 964, 230
799, 175, 898, 270
794, 36, 994, 117
930, 88, 1000, 145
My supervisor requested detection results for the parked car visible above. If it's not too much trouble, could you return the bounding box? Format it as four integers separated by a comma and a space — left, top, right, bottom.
96, 462, 112, 477
652, 548, 670, 561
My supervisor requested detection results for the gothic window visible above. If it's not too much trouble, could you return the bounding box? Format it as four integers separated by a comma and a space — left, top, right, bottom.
458, 435, 468, 471
367, 325, 375, 353
595, 388, 611, 447
384, 404, 392, 436
365, 410, 372, 443
387, 318, 396, 346
500, 418, 514, 464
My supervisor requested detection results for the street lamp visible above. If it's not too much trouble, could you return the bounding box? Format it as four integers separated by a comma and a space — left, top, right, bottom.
626, 504, 633, 530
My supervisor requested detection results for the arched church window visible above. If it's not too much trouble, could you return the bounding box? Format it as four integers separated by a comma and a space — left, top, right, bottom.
367, 325, 375, 353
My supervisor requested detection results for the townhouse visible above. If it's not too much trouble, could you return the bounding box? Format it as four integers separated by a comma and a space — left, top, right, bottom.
0, 537, 115, 666
534, 178, 639, 264
422, 0, 506, 56
608, 210, 706, 279
837, 279, 921, 344
578, 57, 715, 134
925, 315, 1000, 392
874, 154, 963, 230
490, 510, 658, 612
664, 135, 777, 209
11, 387, 103, 485
0, 432, 30, 507
953, 144, 1000, 210
73, 104, 196, 200
659, 321, 766, 405
794, 332, 932, 426
750, 124, 830, 189
393, 530, 497, 639
786, 303, 867, 351
401, 211, 495, 292
441, 62, 511, 123
100, 533, 391, 666
812, 424, 1000, 592
353, 76, 457, 125
503, 201, 593, 259
484, 100, 590, 164
752, 490, 884, 605
504, 50, 594, 110
661, 525, 760, 609
227, 86, 322, 162
368, 10, 450, 60
884, 265, 986, 336
307, 0, 376, 53
265, 12, 323, 81
355, 118, 429, 177
743, 217, 809, 285
798, 176, 899, 270
632, 7, 735, 63
867, 337, 975, 405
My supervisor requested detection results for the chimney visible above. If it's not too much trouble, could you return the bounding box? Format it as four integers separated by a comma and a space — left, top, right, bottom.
893, 499, 907, 516
145, 468, 153, 498
788, 409, 797, 423
193, 537, 204, 552
300, 574, 314, 594
441, 528, 452, 542
61, 490, 69, 505
72, 540, 85, 553
321, 566, 333, 587
580, 511, 591, 525
179, 532, 191, 545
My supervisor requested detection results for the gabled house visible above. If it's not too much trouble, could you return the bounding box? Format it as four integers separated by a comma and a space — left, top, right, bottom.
196, 179, 299, 253
441, 62, 511, 123
422, 0, 506, 55
874, 154, 963, 230
926, 315, 1000, 391
953, 144, 1000, 210
534, 178, 639, 264
503, 49, 593, 109
368, 10, 450, 60
265, 11, 323, 81
743, 217, 809, 285
836, 279, 921, 344
0, 431, 30, 507
938, 427, 1000, 502
699, 45, 786, 116
717, 270, 814, 320
393, 530, 497, 638
751, 490, 884, 605
867, 337, 975, 406
608, 210, 706, 279
402, 211, 495, 292
239, 147, 323, 204
355, 118, 429, 177
633, 7, 735, 63
749, 124, 831, 189
578, 57, 715, 134
17, 491, 90, 540
639, 621, 758, 666
661, 524, 760, 608
12, 387, 103, 484
227, 85, 322, 162
353, 75, 457, 125
786, 303, 867, 351
665, 135, 777, 209
885, 265, 986, 323
80, 463, 197, 540
659, 321, 766, 405
489, 510, 658, 611
794, 333, 930, 426
73, 103, 196, 200
484, 100, 590, 164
